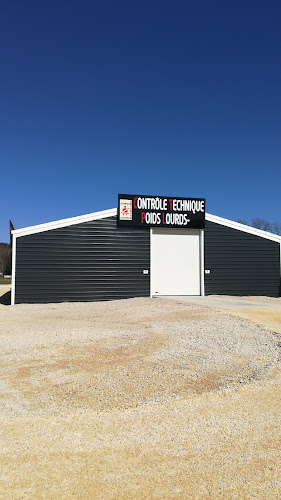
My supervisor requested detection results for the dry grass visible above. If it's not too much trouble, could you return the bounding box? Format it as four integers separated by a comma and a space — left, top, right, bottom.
223, 306, 281, 336
0, 296, 280, 499
212, 295, 281, 305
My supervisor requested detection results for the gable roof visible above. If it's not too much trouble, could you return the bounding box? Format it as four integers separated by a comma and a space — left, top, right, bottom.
12, 208, 117, 238
11, 208, 281, 243
206, 213, 281, 243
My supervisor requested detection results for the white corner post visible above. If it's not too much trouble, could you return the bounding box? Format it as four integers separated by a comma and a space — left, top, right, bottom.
11, 234, 16, 305
200, 229, 205, 296
150, 228, 153, 297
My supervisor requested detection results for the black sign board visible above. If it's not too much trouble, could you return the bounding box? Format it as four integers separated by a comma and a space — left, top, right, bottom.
117, 194, 205, 229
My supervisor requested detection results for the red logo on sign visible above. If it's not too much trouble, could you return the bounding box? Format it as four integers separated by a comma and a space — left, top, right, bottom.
121, 205, 129, 216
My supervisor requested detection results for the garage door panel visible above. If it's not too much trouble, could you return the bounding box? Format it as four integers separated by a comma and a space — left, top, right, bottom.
151, 228, 200, 296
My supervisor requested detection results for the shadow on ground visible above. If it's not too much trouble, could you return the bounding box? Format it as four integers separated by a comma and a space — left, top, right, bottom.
0, 291, 11, 305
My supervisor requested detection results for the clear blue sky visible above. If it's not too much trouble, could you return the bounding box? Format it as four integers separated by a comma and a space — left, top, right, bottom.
1, 0, 280, 242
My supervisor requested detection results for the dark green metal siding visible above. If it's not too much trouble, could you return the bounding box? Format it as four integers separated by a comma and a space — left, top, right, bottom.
204, 221, 280, 297
15, 216, 150, 303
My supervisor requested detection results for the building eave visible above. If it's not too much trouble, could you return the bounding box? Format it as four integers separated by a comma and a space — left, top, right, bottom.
11, 208, 281, 243
11, 208, 118, 238
205, 213, 281, 243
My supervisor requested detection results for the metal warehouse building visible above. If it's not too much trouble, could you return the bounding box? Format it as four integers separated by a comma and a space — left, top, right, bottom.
11, 194, 281, 304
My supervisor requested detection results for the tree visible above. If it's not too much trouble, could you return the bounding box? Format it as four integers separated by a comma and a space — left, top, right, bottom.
251, 218, 272, 231
0, 243, 11, 276
4, 251, 12, 275
236, 218, 281, 235
271, 222, 281, 236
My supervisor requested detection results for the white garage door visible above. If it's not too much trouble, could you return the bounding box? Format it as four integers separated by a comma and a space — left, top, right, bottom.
151, 228, 201, 296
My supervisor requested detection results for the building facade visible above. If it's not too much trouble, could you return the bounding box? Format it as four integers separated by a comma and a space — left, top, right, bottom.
11, 198, 281, 304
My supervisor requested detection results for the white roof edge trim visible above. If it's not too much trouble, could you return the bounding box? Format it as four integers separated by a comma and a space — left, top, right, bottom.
10, 208, 281, 243
12, 208, 118, 237
206, 213, 281, 243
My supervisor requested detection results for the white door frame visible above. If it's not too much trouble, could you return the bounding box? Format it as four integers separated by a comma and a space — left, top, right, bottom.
150, 228, 205, 297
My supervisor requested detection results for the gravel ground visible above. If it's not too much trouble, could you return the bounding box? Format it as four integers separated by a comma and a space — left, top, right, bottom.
0, 296, 281, 499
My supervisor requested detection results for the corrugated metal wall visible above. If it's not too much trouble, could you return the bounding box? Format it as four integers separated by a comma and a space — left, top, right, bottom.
14, 215, 280, 303
15, 216, 150, 303
204, 221, 280, 297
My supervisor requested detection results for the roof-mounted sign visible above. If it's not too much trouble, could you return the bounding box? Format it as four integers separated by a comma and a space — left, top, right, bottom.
117, 194, 205, 228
